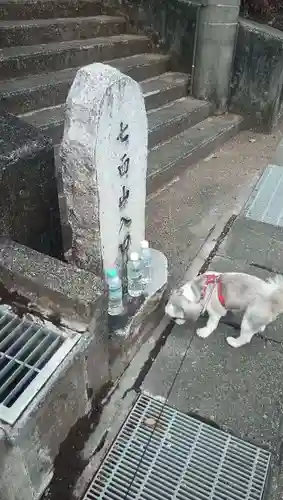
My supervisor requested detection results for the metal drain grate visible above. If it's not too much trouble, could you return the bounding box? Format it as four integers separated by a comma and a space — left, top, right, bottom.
0, 305, 80, 425
84, 394, 271, 500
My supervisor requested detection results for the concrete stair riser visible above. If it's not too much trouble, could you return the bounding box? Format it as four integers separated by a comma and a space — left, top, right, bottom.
0, 16, 127, 48
0, 0, 111, 21
0, 35, 151, 79
147, 114, 244, 195
147, 99, 211, 150
0, 54, 171, 115
20, 73, 189, 144
25, 97, 211, 152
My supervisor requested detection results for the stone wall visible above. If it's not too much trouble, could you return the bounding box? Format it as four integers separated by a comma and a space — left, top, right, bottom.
0, 113, 63, 259
0, 239, 109, 500
122, 0, 199, 77
121, 0, 240, 112
230, 18, 283, 131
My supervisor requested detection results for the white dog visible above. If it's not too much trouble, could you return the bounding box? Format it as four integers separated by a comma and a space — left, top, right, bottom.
165, 271, 283, 348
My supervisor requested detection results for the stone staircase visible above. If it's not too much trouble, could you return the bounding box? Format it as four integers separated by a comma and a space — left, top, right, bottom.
0, 0, 243, 197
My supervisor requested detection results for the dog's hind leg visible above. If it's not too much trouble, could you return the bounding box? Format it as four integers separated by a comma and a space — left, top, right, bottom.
226, 311, 264, 348
196, 310, 222, 338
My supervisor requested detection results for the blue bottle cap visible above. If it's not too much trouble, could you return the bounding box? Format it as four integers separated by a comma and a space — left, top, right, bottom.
106, 268, 117, 279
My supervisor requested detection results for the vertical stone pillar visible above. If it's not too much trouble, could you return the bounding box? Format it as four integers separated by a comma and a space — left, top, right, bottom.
192, 0, 240, 112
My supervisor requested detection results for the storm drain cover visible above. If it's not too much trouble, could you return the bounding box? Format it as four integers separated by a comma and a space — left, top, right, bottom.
244, 164, 283, 227
84, 394, 271, 500
0, 305, 80, 425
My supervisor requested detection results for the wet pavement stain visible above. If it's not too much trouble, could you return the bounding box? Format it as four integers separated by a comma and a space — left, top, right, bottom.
41, 381, 113, 500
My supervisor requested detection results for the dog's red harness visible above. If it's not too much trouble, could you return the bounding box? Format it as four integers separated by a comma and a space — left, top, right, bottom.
201, 274, 225, 307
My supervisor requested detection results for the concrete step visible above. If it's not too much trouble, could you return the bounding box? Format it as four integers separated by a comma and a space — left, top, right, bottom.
0, 34, 151, 79
23, 104, 65, 145
0, 0, 106, 21
0, 16, 126, 48
142, 72, 189, 111
147, 97, 211, 149
22, 95, 207, 150
147, 114, 244, 195
0, 53, 170, 115
20, 72, 189, 145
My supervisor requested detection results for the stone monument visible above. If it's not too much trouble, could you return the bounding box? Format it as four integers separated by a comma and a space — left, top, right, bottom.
60, 63, 148, 277
60, 63, 167, 364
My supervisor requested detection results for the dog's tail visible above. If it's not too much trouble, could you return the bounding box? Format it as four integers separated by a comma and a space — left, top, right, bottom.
266, 275, 283, 310
267, 274, 283, 292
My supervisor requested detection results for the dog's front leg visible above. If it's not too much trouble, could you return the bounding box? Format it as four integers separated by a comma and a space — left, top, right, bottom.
196, 312, 222, 339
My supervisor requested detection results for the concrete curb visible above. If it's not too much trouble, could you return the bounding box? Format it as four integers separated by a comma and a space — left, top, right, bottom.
272, 136, 283, 166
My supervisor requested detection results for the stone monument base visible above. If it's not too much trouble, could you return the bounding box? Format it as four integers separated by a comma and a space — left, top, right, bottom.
108, 249, 168, 379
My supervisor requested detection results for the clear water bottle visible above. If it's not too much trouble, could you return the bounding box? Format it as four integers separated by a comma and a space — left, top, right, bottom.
140, 240, 152, 285
127, 252, 144, 297
106, 268, 124, 316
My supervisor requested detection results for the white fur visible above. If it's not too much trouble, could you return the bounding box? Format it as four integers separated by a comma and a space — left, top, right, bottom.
166, 271, 283, 348
266, 274, 283, 292
182, 284, 195, 302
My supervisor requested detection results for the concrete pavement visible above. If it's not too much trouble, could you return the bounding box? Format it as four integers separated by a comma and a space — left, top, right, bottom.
143, 136, 283, 500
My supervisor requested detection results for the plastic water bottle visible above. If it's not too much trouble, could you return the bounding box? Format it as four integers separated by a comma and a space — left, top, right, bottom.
127, 252, 144, 297
140, 240, 152, 284
106, 268, 124, 316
